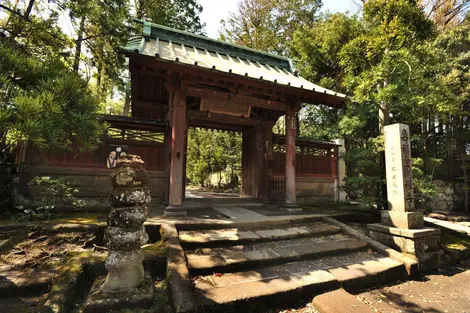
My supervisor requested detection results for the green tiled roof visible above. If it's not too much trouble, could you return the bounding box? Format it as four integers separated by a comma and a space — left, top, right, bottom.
121, 20, 347, 103
136, 19, 292, 71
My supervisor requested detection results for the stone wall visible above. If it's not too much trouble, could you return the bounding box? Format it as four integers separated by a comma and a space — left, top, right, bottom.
18, 166, 165, 211
425, 179, 465, 213
296, 176, 335, 204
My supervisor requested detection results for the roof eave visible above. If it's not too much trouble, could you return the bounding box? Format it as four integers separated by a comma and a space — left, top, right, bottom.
124, 52, 347, 109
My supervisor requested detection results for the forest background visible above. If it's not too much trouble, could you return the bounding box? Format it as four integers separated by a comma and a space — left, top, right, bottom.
1, 0, 469, 211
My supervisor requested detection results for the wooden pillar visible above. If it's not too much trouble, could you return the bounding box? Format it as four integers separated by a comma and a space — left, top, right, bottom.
264, 122, 274, 202
165, 89, 188, 216
241, 127, 255, 198
284, 105, 297, 207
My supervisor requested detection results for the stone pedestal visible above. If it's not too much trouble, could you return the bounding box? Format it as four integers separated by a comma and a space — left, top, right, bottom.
367, 224, 444, 271
367, 124, 442, 271
83, 155, 154, 312
83, 273, 154, 313
164, 205, 188, 217
280, 203, 303, 213
381, 210, 424, 229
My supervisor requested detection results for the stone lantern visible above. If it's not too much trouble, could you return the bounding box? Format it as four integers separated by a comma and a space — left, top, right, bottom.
83, 154, 154, 312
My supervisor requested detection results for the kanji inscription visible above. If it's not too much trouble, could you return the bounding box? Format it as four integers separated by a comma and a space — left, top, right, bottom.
384, 123, 415, 212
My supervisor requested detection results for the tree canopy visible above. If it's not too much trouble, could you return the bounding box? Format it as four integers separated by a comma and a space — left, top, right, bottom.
1, 0, 469, 210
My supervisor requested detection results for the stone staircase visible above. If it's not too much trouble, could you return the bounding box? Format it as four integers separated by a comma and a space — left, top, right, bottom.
178, 220, 408, 311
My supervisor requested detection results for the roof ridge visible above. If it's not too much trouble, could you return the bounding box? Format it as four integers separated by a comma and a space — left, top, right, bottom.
134, 19, 293, 71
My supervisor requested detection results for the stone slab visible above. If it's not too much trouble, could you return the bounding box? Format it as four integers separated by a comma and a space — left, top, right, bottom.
195, 269, 338, 304
187, 238, 367, 271
179, 228, 260, 244
367, 223, 440, 238
327, 257, 406, 290
213, 207, 265, 219
282, 207, 303, 213
313, 289, 376, 313
381, 211, 424, 229
254, 227, 310, 239
425, 217, 470, 236
179, 223, 340, 245
82, 273, 154, 313
194, 251, 405, 306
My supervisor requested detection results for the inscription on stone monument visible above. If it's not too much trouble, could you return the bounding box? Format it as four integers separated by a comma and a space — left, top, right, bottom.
384, 123, 415, 212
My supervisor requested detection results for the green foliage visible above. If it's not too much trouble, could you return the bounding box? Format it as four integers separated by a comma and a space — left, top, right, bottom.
288, 0, 470, 207
292, 13, 364, 91
137, 0, 205, 34
186, 128, 241, 188
412, 157, 438, 204
342, 138, 385, 208
30, 176, 78, 206
220, 0, 322, 55
0, 41, 104, 152
14, 176, 78, 221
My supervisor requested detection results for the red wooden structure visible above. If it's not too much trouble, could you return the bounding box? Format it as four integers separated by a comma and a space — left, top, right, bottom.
25, 21, 347, 216
124, 21, 346, 215
27, 115, 167, 171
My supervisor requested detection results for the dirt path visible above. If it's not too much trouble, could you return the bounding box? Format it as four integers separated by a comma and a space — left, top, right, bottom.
356, 263, 470, 313
273, 260, 470, 313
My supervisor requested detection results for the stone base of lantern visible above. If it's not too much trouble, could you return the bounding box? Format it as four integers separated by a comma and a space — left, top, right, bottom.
367, 223, 444, 271
82, 272, 154, 313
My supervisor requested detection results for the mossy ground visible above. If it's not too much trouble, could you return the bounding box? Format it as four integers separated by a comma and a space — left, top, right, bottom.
0, 211, 106, 226
142, 240, 166, 258
440, 232, 470, 251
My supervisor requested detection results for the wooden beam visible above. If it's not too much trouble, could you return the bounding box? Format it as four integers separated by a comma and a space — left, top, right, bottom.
185, 86, 287, 111
187, 110, 260, 127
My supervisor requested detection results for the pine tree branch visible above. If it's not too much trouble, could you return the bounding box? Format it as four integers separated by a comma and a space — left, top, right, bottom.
0, 4, 32, 21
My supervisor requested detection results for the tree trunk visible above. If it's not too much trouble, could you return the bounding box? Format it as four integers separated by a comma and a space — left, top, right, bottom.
136, 0, 145, 19
378, 103, 390, 136
24, 0, 34, 19
73, 16, 86, 73
96, 62, 102, 92
122, 88, 131, 116
7, 0, 35, 40
378, 84, 389, 209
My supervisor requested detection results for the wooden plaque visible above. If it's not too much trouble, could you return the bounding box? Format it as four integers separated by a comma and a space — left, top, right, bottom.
200, 97, 251, 117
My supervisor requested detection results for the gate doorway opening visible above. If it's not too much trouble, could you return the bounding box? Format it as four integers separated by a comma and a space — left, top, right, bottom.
185, 127, 242, 200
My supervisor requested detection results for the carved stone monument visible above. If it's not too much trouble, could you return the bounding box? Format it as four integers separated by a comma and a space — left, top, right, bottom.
367, 124, 443, 271
83, 154, 154, 312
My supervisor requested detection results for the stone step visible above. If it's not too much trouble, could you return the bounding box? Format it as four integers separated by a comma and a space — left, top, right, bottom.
312, 288, 376, 313
194, 251, 407, 309
179, 222, 341, 247
187, 235, 367, 275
